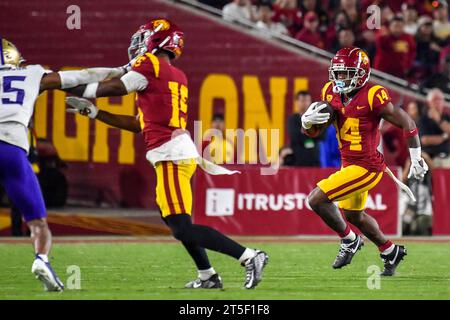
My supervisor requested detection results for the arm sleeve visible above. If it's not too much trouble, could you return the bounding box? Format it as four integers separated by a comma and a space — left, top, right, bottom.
58, 67, 126, 89
120, 71, 149, 93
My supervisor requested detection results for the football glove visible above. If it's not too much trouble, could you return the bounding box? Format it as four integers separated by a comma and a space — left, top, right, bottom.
408, 147, 429, 180
301, 102, 330, 130
65, 96, 99, 119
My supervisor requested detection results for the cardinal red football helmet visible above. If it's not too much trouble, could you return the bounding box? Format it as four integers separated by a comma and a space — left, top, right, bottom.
127, 18, 184, 61
329, 47, 371, 94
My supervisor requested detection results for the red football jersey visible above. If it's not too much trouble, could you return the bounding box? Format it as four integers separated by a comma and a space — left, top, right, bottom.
132, 53, 188, 151
321, 81, 392, 172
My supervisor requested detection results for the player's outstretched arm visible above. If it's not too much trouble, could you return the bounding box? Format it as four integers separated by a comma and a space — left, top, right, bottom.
380, 102, 428, 180
39, 65, 130, 92
65, 96, 141, 133
64, 69, 148, 98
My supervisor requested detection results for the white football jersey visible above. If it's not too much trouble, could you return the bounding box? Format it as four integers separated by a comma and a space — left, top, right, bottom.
0, 64, 46, 151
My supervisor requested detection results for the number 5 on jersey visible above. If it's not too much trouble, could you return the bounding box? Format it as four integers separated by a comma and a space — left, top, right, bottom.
1, 76, 26, 105
168, 81, 188, 129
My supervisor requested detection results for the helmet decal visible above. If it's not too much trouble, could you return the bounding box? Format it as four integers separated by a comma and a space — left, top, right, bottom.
150, 19, 171, 31
127, 18, 184, 62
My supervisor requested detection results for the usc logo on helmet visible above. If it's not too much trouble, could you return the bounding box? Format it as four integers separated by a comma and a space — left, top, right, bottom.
151, 19, 171, 31
359, 50, 369, 66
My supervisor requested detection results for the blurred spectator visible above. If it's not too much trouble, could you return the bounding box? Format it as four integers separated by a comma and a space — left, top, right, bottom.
319, 125, 341, 168
374, 15, 416, 78
270, 146, 295, 172
339, 0, 359, 28
332, 28, 355, 52
299, 0, 329, 32
421, 54, 450, 93
402, 2, 419, 35
202, 114, 235, 164
380, 4, 395, 27
272, 0, 302, 36
222, 0, 256, 23
432, 0, 450, 41
406, 100, 425, 124
359, 26, 377, 61
279, 146, 295, 166
414, 16, 442, 80
36, 138, 68, 208
295, 11, 325, 49
287, 91, 323, 166
325, 10, 352, 51
255, 1, 289, 35
361, 0, 406, 14
419, 88, 450, 167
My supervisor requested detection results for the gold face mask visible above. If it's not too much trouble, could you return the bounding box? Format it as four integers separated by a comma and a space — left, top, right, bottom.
1, 38, 24, 69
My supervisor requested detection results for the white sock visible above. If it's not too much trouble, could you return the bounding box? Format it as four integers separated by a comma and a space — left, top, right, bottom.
382, 244, 395, 255
198, 267, 216, 281
342, 230, 357, 241
239, 248, 256, 264
37, 254, 49, 263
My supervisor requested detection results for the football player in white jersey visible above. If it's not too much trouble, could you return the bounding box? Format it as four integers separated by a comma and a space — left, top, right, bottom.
0, 38, 129, 291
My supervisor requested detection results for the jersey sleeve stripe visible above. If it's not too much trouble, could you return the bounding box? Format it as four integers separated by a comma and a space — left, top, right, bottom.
321, 81, 333, 101
368, 85, 384, 111
145, 53, 160, 78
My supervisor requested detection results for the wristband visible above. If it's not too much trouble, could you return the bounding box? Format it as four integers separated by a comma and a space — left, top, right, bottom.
82, 82, 99, 98
404, 128, 418, 138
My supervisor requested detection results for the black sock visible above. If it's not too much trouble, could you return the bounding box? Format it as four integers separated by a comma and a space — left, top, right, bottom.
165, 214, 246, 260
182, 242, 211, 271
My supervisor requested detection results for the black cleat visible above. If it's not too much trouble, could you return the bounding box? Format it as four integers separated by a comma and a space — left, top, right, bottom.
332, 235, 364, 269
185, 273, 223, 289
243, 250, 269, 289
380, 245, 407, 276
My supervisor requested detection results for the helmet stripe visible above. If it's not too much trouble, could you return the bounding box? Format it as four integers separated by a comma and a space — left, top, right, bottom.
0, 38, 4, 65
356, 52, 362, 69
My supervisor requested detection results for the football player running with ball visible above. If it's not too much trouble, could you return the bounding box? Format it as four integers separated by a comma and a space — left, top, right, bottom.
0, 38, 131, 291
64, 19, 268, 289
301, 47, 428, 276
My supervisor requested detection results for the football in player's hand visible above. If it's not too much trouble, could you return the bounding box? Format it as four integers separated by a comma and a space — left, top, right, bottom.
307, 101, 336, 137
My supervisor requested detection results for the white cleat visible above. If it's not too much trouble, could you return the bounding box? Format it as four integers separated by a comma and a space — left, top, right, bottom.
243, 250, 269, 289
31, 256, 64, 292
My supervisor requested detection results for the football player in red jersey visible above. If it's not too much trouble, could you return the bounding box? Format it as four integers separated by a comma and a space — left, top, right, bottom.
64, 19, 268, 289
301, 47, 428, 275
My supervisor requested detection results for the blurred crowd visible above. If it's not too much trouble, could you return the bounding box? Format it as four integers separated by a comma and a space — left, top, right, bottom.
199, 0, 450, 90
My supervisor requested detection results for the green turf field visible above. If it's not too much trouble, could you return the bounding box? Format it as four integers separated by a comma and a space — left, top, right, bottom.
1, 241, 449, 300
